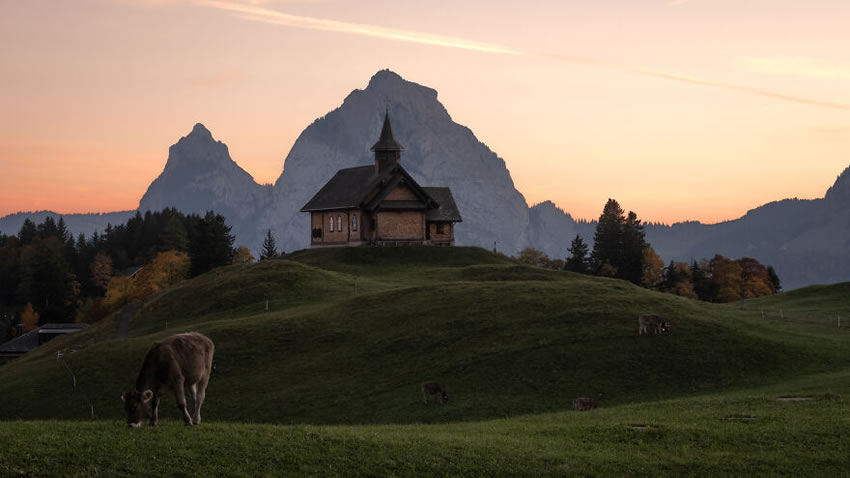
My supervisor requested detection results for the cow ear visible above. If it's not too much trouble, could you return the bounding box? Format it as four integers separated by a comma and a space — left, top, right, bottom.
142, 390, 153, 403
120, 393, 125, 402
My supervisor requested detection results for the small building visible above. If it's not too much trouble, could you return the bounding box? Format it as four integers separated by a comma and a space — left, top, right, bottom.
0, 323, 89, 362
301, 110, 462, 247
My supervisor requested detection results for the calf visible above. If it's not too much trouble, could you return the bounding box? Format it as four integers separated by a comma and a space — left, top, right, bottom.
421, 381, 449, 404
638, 314, 669, 335
121, 332, 214, 428
573, 397, 597, 411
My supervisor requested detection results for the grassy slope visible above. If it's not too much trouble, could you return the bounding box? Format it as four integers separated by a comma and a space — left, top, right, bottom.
0, 247, 846, 426
2, 247, 850, 476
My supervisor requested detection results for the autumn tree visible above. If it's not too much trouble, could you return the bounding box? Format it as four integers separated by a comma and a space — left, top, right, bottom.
565, 235, 589, 274
641, 247, 665, 289
128, 250, 190, 303
90, 252, 113, 295
708, 255, 744, 303
517, 248, 549, 268
260, 229, 278, 260
21, 302, 39, 333
233, 246, 255, 266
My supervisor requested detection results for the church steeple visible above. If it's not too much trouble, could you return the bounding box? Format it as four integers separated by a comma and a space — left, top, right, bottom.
371, 109, 404, 174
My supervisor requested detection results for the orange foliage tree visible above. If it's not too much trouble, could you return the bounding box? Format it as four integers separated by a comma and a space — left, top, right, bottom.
21, 302, 39, 332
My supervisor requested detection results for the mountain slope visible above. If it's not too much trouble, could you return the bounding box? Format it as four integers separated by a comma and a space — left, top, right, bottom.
645, 167, 850, 289
264, 70, 533, 255
138, 123, 272, 249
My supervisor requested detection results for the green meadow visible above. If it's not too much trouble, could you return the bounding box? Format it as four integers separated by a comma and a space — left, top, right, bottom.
1, 247, 848, 477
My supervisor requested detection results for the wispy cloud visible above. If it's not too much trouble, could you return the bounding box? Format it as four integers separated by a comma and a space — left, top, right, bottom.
196, 0, 522, 55
196, 0, 850, 112
743, 56, 850, 81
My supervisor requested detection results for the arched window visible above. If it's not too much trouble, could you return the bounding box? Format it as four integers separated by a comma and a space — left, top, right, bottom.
352, 215, 358, 231
329, 216, 334, 232
337, 215, 342, 231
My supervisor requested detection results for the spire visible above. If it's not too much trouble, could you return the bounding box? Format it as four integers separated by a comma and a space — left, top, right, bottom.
370, 108, 404, 152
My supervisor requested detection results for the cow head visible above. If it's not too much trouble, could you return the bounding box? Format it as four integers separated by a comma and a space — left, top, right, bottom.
661, 321, 671, 333
121, 389, 153, 428
442, 391, 449, 403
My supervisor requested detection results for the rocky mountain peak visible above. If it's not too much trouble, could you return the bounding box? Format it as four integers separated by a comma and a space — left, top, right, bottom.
825, 165, 850, 203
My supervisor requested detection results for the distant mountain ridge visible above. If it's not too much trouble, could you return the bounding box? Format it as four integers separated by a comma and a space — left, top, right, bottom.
1, 71, 847, 289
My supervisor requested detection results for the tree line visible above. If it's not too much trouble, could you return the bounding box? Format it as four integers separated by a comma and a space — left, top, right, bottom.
0, 209, 260, 341
517, 198, 781, 302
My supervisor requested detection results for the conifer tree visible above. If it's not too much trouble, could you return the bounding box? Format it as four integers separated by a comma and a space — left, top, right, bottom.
564, 234, 589, 274
591, 199, 625, 275
260, 229, 278, 260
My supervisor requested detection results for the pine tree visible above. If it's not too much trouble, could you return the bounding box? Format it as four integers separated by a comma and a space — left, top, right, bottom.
591, 199, 625, 275
620, 211, 648, 284
564, 235, 589, 274
260, 229, 278, 260
188, 211, 235, 277
18, 219, 37, 245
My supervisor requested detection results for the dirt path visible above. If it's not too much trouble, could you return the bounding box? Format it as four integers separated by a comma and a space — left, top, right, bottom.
115, 304, 140, 339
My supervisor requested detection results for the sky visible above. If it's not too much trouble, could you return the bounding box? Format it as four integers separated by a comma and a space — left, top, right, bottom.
1, 0, 849, 224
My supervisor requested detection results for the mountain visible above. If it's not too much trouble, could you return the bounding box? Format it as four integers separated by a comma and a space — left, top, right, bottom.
263, 70, 534, 255
138, 123, 272, 249
644, 166, 850, 289
0, 210, 135, 240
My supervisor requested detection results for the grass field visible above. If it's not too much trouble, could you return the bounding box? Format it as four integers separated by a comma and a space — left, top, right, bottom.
1, 247, 848, 476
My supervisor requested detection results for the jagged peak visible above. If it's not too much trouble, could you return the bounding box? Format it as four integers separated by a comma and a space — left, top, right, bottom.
825, 165, 850, 202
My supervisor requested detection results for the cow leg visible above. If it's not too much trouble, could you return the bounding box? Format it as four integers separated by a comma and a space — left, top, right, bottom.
150, 394, 161, 426
174, 379, 193, 425
193, 378, 209, 425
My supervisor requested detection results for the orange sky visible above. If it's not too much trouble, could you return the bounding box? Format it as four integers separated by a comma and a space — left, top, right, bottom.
1, 0, 849, 224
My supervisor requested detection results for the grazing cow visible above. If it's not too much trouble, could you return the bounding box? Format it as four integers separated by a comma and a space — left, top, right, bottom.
121, 332, 214, 428
573, 397, 597, 411
421, 381, 449, 404
638, 314, 670, 336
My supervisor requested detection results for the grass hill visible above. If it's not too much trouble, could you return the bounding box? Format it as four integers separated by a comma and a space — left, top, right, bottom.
0, 247, 846, 426
2, 247, 850, 476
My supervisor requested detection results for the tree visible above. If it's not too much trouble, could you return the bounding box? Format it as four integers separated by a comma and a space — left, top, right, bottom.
18, 219, 37, 245
90, 252, 114, 295
640, 247, 664, 289
260, 229, 278, 260
233, 246, 255, 265
690, 260, 712, 301
709, 255, 743, 303
767, 266, 782, 292
565, 235, 589, 274
188, 211, 235, 277
591, 199, 625, 275
128, 250, 190, 303
17, 237, 79, 323
517, 248, 548, 268
620, 211, 649, 284
21, 302, 39, 333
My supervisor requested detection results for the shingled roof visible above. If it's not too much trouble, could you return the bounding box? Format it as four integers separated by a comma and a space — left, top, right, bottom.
300, 166, 381, 211
423, 187, 463, 222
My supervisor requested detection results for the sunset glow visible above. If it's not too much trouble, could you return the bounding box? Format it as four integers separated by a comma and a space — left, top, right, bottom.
2, 0, 849, 224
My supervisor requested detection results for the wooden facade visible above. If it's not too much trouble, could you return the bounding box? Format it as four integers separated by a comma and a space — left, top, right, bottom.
302, 111, 461, 248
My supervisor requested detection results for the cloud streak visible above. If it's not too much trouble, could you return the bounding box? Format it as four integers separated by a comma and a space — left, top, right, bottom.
197, 0, 850, 112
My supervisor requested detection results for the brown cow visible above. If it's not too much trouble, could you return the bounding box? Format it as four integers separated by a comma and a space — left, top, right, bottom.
572, 397, 597, 411
121, 332, 214, 428
421, 381, 448, 404
638, 314, 670, 336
